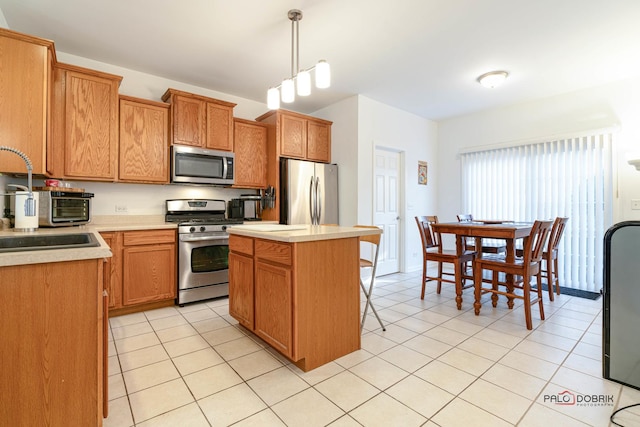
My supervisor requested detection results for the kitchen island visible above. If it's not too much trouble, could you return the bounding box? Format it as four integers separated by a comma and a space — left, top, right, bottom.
227, 224, 381, 371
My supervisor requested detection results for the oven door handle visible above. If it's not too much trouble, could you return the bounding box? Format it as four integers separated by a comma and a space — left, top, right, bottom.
180, 235, 229, 243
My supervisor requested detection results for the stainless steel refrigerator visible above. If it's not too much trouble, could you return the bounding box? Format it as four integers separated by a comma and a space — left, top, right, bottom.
280, 158, 338, 225
603, 221, 640, 390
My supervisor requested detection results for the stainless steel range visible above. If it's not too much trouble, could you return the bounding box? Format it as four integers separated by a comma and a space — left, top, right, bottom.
166, 199, 242, 305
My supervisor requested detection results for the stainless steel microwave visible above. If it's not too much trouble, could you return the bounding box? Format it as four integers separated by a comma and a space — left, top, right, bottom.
171, 145, 235, 186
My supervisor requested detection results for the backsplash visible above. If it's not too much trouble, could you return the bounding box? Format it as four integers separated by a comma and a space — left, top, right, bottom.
2, 176, 258, 217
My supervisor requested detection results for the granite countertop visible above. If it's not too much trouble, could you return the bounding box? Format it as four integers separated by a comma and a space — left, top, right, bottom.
0, 215, 177, 267
227, 224, 382, 243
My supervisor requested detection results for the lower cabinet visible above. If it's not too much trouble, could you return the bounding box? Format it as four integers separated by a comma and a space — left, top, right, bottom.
228, 234, 361, 371
101, 229, 177, 315
0, 259, 105, 426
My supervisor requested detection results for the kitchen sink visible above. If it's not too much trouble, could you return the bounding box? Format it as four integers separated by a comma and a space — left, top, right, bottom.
0, 233, 100, 253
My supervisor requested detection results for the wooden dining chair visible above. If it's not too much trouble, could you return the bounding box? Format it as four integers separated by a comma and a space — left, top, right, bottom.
415, 216, 475, 309
354, 225, 386, 332
457, 214, 507, 255
473, 219, 553, 330
515, 216, 569, 301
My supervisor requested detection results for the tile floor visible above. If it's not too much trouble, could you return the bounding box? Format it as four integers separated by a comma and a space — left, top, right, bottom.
104, 271, 640, 427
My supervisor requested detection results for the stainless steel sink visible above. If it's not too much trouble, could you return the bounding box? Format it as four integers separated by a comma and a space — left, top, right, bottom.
0, 233, 100, 253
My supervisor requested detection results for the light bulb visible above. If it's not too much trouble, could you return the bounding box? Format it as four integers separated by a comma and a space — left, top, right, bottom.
315, 60, 330, 89
267, 87, 280, 110
281, 78, 295, 103
297, 70, 311, 96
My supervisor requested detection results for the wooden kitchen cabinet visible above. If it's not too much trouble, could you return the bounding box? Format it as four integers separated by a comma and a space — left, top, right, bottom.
228, 234, 360, 371
255, 109, 333, 221
118, 95, 170, 183
256, 109, 332, 163
0, 28, 54, 175
101, 229, 177, 315
162, 88, 236, 151
0, 259, 105, 426
50, 62, 122, 180
233, 118, 268, 189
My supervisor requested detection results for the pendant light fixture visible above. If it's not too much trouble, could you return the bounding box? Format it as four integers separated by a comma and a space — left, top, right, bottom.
267, 9, 331, 110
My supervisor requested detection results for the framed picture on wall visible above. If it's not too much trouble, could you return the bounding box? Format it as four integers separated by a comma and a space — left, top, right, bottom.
418, 161, 428, 185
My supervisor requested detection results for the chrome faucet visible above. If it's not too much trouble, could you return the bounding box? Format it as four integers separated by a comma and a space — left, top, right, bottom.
0, 146, 36, 216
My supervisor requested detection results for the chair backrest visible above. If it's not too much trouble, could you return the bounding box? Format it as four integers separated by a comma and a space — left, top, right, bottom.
415, 216, 440, 250
457, 214, 473, 223
522, 220, 554, 265
547, 217, 569, 252
353, 225, 381, 246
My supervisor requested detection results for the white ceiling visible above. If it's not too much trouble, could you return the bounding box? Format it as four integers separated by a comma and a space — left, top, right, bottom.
2, 0, 640, 121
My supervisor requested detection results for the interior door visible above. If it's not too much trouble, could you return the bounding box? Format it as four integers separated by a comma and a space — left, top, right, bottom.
373, 148, 401, 275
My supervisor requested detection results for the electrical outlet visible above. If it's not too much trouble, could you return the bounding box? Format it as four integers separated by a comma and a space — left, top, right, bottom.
115, 205, 128, 213
632, 199, 640, 210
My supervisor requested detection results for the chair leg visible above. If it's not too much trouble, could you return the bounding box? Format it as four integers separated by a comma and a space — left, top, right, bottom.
491, 271, 499, 307
360, 278, 386, 332
537, 271, 545, 321
421, 258, 427, 300
437, 262, 443, 294
554, 258, 561, 296
523, 276, 533, 330
545, 256, 554, 301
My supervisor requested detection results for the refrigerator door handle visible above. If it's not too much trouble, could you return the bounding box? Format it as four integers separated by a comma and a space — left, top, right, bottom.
309, 176, 315, 224
315, 177, 321, 225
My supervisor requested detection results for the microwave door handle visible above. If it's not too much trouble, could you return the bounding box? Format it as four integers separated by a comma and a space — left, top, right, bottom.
222, 157, 228, 179
315, 177, 321, 225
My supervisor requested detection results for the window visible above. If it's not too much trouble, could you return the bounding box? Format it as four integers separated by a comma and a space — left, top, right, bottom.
460, 131, 613, 292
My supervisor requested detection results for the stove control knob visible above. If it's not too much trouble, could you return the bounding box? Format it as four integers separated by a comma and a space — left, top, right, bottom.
222, 225, 228, 231
200, 226, 206, 232
189, 226, 196, 233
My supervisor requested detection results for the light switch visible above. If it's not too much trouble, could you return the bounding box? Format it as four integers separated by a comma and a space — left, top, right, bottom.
632, 199, 640, 210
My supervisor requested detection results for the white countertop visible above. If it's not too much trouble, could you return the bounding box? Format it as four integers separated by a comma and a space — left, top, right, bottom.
227, 224, 382, 243
0, 226, 112, 267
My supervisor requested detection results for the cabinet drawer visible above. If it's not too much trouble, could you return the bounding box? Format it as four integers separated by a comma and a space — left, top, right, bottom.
255, 239, 292, 266
229, 235, 254, 256
123, 229, 176, 246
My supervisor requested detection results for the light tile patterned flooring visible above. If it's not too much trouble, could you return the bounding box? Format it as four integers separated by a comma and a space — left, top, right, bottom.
104, 271, 640, 427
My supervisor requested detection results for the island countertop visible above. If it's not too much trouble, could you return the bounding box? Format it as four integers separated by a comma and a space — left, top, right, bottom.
227, 224, 381, 243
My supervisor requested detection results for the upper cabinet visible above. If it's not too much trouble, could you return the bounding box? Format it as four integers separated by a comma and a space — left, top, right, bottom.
0, 29, 55, 175
49, 62, 122, 180
118, 96, 170, 183
162, 88, 236, 151
233, 118, 268, 189
256, 109, 332, 163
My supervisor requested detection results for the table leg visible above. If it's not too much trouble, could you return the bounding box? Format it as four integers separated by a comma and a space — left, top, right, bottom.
506, 238, 515, 309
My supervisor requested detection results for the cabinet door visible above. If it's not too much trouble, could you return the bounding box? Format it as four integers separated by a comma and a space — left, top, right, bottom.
228, 252, 254, 329
119, 97, 169, 183
171, 94, 205, 147
254, 261, 293, 357
279, 113, 307, 159
233, 119, 267, 188
63, 70, 119, 179
206, 102, 234, 151
307, 120, 331, 163
0, 32, 50, 175
99, 232, 122, 309
122, 244, 176, 305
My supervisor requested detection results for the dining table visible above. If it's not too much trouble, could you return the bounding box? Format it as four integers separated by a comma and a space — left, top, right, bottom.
430, 220, 534, 313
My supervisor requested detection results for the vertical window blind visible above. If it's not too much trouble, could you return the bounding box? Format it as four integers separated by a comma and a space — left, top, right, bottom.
460, 131, 613, 293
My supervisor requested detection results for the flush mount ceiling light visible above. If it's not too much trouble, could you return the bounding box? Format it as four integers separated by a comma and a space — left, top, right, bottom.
267, 9, 331, 110
477, 70, 509, 88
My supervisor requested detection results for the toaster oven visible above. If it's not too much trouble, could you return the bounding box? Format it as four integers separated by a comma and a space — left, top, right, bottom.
38, 191, 94, 226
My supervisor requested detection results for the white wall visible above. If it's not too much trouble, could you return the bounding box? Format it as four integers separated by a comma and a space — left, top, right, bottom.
437, 75, 640, 233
